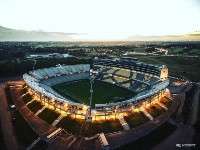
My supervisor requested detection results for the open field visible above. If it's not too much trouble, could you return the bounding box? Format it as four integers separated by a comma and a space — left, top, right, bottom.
137, 56, 200, 82
53, 79, 135, 106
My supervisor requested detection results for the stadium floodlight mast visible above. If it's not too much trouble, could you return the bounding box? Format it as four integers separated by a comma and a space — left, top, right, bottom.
87, 75, 95, 122
32, 60, 37, 70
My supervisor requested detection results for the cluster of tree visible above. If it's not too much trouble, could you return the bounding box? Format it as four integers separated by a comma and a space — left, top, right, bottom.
145, 47, 156, 53
33, 47, 66, 53
0, 57, 92, 77
0, 50, 26, 60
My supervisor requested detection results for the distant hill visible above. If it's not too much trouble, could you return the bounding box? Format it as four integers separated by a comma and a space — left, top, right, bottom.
0, 26, 200, 41
188, 30, 200, 36
127, 34, 200, 41
0, 26, 79, 41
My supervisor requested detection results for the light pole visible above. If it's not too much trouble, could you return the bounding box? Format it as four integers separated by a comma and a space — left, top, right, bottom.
115, 109, 117, 120
88, 75, 94, 122
32, 60, 37, 71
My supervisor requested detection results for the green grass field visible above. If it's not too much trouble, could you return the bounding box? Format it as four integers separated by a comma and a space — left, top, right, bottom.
137, 56, 200, 82
53, 79, 135, 106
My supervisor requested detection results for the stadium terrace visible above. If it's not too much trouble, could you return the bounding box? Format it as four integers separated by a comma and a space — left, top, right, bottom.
23, 58, 170, 122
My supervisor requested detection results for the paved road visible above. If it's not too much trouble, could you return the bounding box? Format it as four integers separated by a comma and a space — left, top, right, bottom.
190, 86, 200, 125
11, 87, 76, 149
0, 76, 22, 84
0, 83, 19, 150
11, 87, 56, 137
153, 84, 198, 150
1, 78, 102, 150
153, 125, 195, 150
106, 95, 180, 149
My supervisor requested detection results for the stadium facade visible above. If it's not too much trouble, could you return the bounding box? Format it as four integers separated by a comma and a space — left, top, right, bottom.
23, 58, 170, 121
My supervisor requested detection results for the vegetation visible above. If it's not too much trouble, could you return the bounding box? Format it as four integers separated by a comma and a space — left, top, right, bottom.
171, 102, 180, 120
159, 97, 173, 108
146, 104, 166, 118
12, 110, 38, 148
56, 116, 83, 135
27, 101, 44, 113
30, 140, 48, 150
4, 85, 38, 148
182, 85, 197, 124
192, 92, 200, 150
4, 86, 15, 105
119, 122, 177, 150
21, 87, 28, 95
0, 41, 199, 81
137, 56, 200, 82
38, 108, 59, 124
56, 117, 123, 136
22, 93, 32, 104
124, 111, 150, 128
82, 119, 123, 136
53, 79, 135, 106
0, 57, 92, 77
0, 120, 6, 150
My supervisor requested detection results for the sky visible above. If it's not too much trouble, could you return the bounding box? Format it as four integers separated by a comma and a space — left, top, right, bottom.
0, 0, 200, 40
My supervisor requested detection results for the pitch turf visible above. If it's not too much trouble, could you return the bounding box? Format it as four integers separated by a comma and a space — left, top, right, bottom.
53, 79, 135, 106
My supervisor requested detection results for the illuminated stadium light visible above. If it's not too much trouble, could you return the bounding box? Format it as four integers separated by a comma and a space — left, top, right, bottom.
23, 59, 170, 121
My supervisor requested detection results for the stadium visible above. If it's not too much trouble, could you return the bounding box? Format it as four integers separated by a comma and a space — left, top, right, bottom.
23, 57, 170, 122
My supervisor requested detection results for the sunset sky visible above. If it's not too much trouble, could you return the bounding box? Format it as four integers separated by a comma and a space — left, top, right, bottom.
0, 0, 200, 40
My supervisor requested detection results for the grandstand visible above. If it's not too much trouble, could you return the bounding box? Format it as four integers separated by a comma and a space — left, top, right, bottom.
92, 65, 158, 92
23, 58, 169, 121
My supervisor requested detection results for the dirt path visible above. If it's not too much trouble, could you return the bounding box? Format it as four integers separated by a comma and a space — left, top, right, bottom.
0, 83, 19, 150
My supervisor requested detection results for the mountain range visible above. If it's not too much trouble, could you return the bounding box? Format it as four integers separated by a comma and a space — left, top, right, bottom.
0, 26, 80, 41
0, 26, 199, 41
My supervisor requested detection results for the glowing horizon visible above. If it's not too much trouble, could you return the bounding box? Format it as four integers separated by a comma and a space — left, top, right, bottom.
0, 0, 200, 40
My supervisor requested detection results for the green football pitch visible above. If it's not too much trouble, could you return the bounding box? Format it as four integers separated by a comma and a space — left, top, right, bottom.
52, 79, 135, 106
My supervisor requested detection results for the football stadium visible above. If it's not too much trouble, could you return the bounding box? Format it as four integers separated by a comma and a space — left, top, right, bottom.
23, 57, 170, 122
